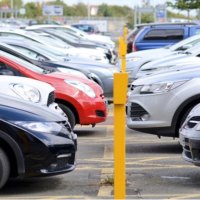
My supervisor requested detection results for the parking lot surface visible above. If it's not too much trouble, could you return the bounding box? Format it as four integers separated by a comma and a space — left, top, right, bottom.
1, 104, 200, 199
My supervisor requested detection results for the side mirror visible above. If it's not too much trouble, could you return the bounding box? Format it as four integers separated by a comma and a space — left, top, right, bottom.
0, 69, 14, 76
37, 55, 46, 62
181, 44, 193, 50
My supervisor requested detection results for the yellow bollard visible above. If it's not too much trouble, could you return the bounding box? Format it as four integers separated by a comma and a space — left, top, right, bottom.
114, 27, 128, 199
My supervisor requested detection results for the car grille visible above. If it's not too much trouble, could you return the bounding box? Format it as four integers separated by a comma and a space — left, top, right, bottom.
55, 157, 68, 169
187, 116, 200, 128
95, 110, 105, 117
47, 91, 55, 106
130, 103, 148, 118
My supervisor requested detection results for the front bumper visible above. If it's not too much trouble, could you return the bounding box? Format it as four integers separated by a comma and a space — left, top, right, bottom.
180, 133, 200, 166
79, 98, 108, 125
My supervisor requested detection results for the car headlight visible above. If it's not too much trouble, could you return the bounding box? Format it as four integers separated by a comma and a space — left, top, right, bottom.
9, 121, 72, 140
64, 80, 96, 98
140, 65, 175, 72
57, 67, 88, 79
126, 57, 141, 62
90, 55, 101, 61
140, 80, 190, 94
10, 84, 41, 103
96, 47, 108, 53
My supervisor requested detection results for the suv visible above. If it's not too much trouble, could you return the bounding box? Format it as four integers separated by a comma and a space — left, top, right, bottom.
133, 25, 200, 51
127, 22, 198, 53
126, 67, 200, 138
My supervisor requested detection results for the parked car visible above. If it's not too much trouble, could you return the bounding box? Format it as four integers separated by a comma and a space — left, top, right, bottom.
0, 76, 64, 116
133, 24, 200, 51
72, 23, 101, 34
0, 39, 93, 80
34, 29, 117, 64
118, 33, 200, 83
180, 103, 200, 166
127, 22, 197, 53
25, 25, 115, 48
136, 42, 200, 78
0, 50, 108, 129
126, 67, 200, 138
0, 39, 118, 98
0, 29, 109, 63
0, 93, 77, 189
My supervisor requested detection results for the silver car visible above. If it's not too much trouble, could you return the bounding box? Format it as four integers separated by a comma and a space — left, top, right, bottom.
180, 103, 200, 166
126, 67, 200, 138
117, 34, 200, 83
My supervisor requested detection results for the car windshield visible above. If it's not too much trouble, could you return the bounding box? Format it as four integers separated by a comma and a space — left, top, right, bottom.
53, 31, 78, 43
27, 41, 67, 56
0, 50, 44, 74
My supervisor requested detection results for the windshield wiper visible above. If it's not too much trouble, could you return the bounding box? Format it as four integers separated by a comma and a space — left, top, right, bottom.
42, 69, 55, 74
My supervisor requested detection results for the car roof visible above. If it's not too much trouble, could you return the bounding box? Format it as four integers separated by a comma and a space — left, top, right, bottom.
135, 22, 198, 28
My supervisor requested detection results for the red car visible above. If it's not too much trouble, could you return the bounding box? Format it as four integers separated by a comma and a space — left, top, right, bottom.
72, 24, 101, 34
0, 52, 107, 128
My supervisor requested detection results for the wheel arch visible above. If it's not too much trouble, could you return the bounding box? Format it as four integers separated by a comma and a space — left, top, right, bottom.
0, 130, 25, 177
172, 94, 200, 137
55, 98, 80, 124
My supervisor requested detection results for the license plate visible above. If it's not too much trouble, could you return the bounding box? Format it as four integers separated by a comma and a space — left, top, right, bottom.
180, 135, 185, 147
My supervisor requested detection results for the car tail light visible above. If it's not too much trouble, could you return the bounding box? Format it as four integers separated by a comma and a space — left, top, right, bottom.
133, 45, 137, 51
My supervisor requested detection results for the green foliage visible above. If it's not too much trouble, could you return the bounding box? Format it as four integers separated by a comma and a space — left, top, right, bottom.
24, 2, 37, 18
101, 176, 114, 185
98, 3, 113, 17
167, 0, 200, 19
74, 3, 87, 16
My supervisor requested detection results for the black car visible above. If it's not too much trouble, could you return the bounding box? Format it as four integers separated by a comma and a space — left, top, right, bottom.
0, 94, 77, 189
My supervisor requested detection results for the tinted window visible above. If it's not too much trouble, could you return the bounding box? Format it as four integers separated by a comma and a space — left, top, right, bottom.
143, 29, 184, 40
195, 29, 200, 35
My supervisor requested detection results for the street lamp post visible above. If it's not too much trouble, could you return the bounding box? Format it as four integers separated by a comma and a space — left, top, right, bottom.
88, 0, 90, 20
11, 0, 13, 18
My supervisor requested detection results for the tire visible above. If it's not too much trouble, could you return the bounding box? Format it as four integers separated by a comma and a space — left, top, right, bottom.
58, 104, 76, 129
0, 147, 10, 189
176, 106, 195, 137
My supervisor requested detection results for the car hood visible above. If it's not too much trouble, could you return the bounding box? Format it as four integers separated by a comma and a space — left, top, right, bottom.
45, 72, 98, 86
141, 54, 200, 70
0, 93, 66, 122
134, 67, 200, 86
126, 48, 170, 58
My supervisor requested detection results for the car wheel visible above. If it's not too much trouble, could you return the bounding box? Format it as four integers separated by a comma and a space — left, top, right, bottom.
58, 104, 76, 129
0, 147, 10, 189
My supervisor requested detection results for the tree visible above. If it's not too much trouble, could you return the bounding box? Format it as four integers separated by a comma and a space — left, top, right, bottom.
98, 3, 113, 17
167, 0, 200, 20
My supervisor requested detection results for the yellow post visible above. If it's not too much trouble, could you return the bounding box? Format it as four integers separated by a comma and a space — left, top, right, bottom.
114, 27, 128, 199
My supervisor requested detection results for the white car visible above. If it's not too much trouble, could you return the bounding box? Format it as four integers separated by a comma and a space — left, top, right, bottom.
0, 29, 109, 64
0, 76, 64, 116
136, 43, 200, 78
117, 34, 200, 83
26, 25, 115, 48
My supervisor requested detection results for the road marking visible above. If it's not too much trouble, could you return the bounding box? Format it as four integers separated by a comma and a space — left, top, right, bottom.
97, 127, 114, 197
167, 194, 200, 199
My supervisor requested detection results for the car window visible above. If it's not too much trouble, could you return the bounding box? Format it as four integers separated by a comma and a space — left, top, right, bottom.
195, 29, 200, 35
143, 29, 184, 40
0, 50, 44, 74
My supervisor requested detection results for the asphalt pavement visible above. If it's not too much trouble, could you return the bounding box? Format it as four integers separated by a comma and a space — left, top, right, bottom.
1, 104, 200, 199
